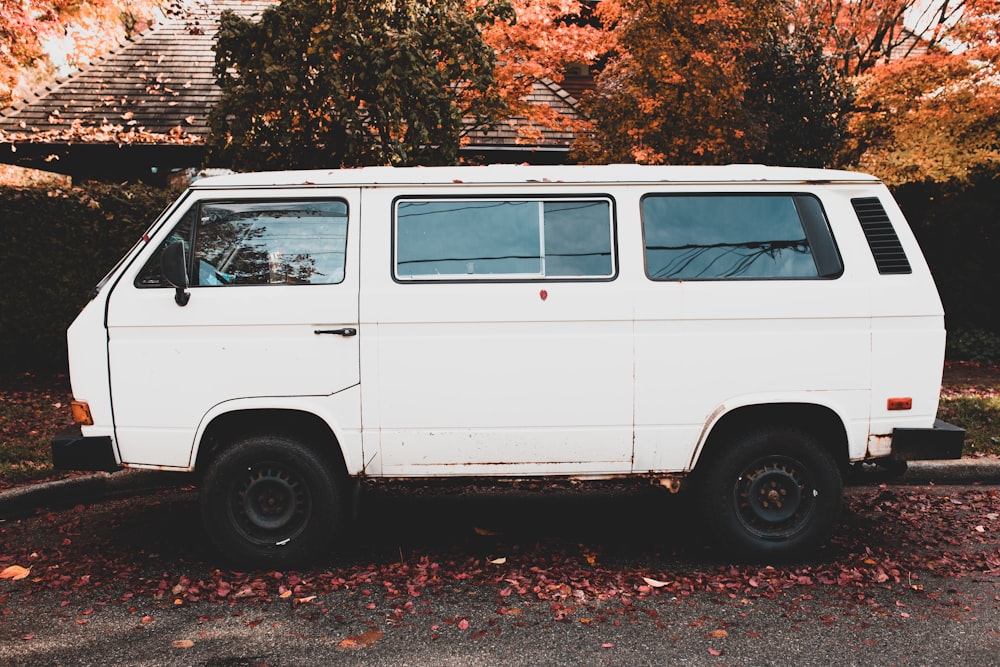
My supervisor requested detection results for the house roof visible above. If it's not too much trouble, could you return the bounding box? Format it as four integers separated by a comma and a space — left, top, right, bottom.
0, 0, 589, 179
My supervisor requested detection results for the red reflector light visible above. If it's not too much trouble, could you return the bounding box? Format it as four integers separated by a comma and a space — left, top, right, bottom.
887, 397, 913, 411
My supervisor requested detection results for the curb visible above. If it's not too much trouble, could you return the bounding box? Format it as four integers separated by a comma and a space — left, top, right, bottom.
0, 469, 190, 520
2, 460, 999, 520
899, 459, 1000, 485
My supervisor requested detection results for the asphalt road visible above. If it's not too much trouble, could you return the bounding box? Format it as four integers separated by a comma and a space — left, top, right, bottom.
2, 479, 998, 666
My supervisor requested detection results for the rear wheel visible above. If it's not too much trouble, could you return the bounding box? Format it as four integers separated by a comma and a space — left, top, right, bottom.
701, 427, 842, 560
200, 434, 342, 567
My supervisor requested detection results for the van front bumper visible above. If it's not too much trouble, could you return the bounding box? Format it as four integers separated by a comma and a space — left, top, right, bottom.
890, 419, 965, 461
51, 426, 122, 472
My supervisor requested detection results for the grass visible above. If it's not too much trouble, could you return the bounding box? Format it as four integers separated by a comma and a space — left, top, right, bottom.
0, 373, 74, 490
938, 395, 1000, 456
1, 364, 998, 491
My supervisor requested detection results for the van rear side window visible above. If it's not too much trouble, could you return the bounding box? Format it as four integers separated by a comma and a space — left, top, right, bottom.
642, 194, 842, 280
394, 198, 615, 280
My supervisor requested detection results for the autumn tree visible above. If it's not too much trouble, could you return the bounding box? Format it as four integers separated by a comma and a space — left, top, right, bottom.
0, 0, 161, 108
480, 0, 609, 142
842, 1, 1000, 184
207, 0, 608, 169
576, 0, 852, 166
847, 55, 999, 185
207, 0, 517, 170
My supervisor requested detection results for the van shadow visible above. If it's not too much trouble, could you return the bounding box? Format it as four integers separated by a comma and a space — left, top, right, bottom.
109, 483, 713, 570
346, 482, 712, 568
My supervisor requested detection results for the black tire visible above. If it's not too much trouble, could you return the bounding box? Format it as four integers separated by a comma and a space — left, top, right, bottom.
200, 434, 342, 568
701, 427, 842, 560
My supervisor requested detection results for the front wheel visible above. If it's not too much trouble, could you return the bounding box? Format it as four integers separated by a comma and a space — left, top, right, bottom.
701, 428, 842, 560
200, 434, 343, 568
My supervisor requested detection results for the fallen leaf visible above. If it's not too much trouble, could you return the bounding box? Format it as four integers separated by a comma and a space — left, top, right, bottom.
474, 527, 501, 536
458, 618, 470, 631
642, 577, 670, 588
0, 566, 30, 581
489, 557, 507, 565
706, 629, 729, 639
172, 640, 194, 648
708, 647, 723, 656
338, 628, 384, 650
602, 643, 615, 649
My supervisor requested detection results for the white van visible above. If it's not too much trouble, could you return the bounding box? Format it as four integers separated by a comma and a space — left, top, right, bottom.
52, 164, 963, 565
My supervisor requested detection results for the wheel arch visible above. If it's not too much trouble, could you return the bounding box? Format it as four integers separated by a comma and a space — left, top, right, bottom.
691, 402, 850, 478
193, 408, 349, 481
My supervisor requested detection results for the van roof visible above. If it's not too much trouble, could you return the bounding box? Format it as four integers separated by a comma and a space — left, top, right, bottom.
191, 164, 881, 189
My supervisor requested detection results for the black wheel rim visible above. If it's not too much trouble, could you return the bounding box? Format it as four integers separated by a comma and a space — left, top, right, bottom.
733, 455, 814, 540
231, 462, 311, 545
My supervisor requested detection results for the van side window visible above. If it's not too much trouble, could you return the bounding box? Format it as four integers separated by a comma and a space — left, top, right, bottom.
394, 198, 615, 280
642, 194, 842, 280
136, 200, 349, 287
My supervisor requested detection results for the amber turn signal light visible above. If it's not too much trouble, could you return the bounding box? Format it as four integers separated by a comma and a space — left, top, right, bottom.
886, 397, 913, 411
71, 400, 94, 425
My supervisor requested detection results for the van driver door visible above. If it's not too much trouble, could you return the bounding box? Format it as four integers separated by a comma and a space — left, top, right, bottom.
105, 190, 361, 468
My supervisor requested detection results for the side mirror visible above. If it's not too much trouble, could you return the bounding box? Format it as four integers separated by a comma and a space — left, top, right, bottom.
161, 240, 191, 306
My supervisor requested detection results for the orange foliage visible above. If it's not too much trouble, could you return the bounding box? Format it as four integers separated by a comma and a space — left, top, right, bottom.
791, 0, 998, 76
481, 0, 610, 141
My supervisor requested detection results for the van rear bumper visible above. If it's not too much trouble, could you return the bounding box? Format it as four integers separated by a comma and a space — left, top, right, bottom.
51, 426, 122, 472
890, 419, 965, 461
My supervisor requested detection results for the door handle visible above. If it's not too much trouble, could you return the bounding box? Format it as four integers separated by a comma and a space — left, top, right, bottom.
314, 327, 357, 337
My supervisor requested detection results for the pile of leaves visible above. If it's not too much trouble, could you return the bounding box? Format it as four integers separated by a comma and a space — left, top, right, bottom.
0, 485, 998, 626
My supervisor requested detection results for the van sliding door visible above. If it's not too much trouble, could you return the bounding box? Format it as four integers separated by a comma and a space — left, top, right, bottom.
363, 189, 632, 477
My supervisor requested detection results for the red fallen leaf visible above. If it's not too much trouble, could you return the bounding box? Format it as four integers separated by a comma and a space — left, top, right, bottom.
141, 616, 154, 624
708, 647, 722, 656
602, 643, 614, 649
172, 640, 195, 648
706, 629, 728, 639
458, 619, 470, 631
338, 628, 384, 650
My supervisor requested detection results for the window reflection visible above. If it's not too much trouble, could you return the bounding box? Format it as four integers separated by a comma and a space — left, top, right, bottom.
395, 199, 614, 280
136, 200, 349, 288
642, 195, 835, 280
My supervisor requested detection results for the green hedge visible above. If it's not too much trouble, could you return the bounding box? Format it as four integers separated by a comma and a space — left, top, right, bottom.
894, 173, 1000, 340
1, 176, 997, 372
0, 183, 177, 371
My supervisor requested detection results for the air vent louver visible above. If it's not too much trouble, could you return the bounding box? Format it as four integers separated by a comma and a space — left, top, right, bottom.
851, 197, 912, 275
